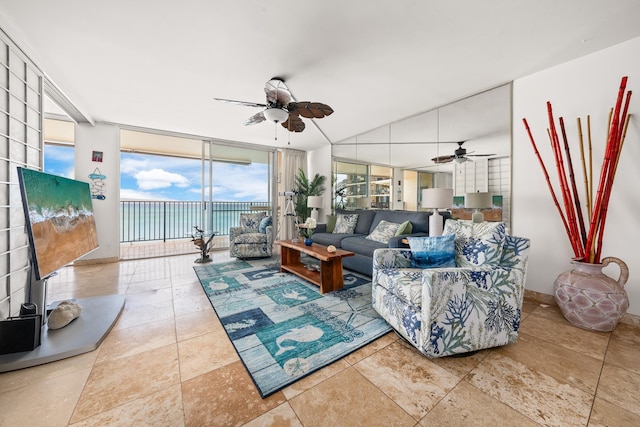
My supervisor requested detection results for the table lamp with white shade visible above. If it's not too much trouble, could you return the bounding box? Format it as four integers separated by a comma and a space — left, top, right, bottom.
421, 188, 453, 236
307, 196, 323, 222
465, 192, 492, 223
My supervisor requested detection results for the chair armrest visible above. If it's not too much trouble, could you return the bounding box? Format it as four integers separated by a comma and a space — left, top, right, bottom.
372, 248, 414, 298
229, 226, 242, 241
419, 265, 525, 357
266, 225, 274, 244
372, 248, 413, 270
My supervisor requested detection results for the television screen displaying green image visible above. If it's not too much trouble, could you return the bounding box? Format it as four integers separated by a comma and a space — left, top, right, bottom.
17, 167, 99, 280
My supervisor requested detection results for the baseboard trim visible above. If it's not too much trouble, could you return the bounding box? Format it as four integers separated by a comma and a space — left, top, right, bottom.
74, 257, 119, 266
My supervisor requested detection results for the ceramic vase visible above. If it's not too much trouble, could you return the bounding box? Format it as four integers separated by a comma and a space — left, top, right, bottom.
304, 238, 313, 246
554, 257, 629, 332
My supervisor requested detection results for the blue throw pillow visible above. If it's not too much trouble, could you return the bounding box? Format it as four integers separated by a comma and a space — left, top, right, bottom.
258, 216, 272, 234
407, 234, 456, 269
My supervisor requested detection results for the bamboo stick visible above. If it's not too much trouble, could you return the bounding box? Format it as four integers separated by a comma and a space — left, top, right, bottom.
523, 118, 579, 258
548, 104, 582, 257
560, 117, 587, 250
525, 77, 632, 264
594, 89, 631, 262
586, 115, 594, 260
585, 76, 628, 263
576, 118, 590, 221
587, 115, 593, 219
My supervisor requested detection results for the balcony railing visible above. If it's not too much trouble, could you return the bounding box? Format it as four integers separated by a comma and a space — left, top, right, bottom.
120, 201, 270, 243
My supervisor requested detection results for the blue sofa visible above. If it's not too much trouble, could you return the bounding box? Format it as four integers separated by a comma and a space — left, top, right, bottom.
311, 209, 451, 276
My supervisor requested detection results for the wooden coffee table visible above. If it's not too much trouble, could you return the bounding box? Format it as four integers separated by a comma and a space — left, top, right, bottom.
275, 240, 355, 294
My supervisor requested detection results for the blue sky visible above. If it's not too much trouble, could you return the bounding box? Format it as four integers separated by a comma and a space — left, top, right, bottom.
44, 145, 269, 202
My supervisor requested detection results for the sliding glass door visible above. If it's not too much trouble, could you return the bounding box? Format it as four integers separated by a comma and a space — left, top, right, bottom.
201, 141, 276, 248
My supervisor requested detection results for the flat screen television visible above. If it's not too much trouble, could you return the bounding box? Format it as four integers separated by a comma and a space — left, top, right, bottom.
17, 167, 99, 280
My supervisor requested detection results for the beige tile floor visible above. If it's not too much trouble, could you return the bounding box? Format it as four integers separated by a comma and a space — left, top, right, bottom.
1, 249, 639, 426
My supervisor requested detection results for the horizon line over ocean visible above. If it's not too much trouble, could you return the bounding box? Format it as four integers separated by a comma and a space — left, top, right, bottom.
119, 200, 270, 242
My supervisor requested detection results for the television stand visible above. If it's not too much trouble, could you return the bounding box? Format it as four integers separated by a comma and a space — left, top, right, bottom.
0, 294, 125, 372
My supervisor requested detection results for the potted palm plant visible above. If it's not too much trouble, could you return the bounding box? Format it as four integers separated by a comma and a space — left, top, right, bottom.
293, 168, 326, 221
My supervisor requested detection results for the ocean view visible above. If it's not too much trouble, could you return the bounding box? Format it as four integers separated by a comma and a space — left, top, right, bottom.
120, 201, 270, 242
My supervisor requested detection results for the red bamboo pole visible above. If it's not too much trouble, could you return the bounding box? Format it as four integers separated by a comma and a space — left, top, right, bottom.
594, 89, 632, 262
523, 118, 580, 258
560, 117, 587, 250
548, 103, 582, 257
584, 79, 626, 261
584, 76, 628, 263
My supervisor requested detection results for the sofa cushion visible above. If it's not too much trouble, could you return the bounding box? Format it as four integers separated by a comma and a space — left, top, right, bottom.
239, 212, 266, 233
333, 213, 359, 234
368, 210, 432, 234
336, 209, 377, 235
395, 220, 413, 236
258, 216, 272, 233
311, 232, 355, 247
366, 220, 401, 244
443, 220, 506, 267
341, 236, 386, 258
407, 234, 456, 269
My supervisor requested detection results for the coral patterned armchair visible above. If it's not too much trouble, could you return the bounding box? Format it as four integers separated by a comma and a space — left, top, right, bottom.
372, 220, 530, 358
229, 212, 274, 259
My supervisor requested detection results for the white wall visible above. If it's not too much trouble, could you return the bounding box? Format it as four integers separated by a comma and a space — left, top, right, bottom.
513, 36, 640, 315
74, 123, 121, 262
307, 145, 332, 221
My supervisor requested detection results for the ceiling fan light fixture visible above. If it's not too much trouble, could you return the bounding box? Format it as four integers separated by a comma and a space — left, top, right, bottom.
454, 157, 468, 163
263, 107, 289, 123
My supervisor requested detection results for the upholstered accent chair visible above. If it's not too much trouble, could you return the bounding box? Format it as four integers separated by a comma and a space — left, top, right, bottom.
229, 212, 274, 259
372, 220, 530, 357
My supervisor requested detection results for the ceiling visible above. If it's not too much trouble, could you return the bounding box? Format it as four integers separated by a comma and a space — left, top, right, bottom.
2, 1, 640, 154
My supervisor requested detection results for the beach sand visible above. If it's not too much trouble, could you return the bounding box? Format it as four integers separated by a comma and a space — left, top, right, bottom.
31, 215, 99, 276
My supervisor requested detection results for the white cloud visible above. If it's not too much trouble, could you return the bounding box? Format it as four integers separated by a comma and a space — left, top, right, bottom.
120, 189, 172, 201
120, 157, 149, 174
134, 168, 190, 190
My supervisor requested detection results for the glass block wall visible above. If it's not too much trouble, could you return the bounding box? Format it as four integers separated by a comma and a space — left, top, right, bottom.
0, 30, 43, 318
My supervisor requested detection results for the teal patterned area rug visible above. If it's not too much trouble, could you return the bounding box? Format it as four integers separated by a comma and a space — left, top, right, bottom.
193, 257, 391, 398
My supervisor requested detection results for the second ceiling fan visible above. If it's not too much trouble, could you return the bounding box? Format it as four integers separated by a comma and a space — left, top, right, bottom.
431, 141, 495, 164
214, 77, 333, 133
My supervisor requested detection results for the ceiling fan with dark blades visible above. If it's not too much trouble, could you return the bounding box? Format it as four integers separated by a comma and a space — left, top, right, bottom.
214, 78, 334, 133
431, 141, 495, 164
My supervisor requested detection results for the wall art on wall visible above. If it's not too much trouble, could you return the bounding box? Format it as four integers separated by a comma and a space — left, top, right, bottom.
88, 168, 106, 200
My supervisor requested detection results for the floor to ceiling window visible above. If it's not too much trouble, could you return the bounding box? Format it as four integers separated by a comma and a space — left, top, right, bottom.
119, 130, 275, 257
43, 121, 276, 259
